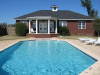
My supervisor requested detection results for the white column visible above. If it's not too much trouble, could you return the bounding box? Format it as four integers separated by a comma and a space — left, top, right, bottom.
36, 19, 38, 34
29, 20, 31, 34
48, 19, 50, 34
55, 20, 58, 34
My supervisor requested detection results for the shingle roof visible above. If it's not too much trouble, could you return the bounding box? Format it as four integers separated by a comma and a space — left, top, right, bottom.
15, 10, 93, 20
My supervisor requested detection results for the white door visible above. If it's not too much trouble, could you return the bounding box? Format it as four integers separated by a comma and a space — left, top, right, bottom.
39, 21, 48, 33
50, 21, 55, 33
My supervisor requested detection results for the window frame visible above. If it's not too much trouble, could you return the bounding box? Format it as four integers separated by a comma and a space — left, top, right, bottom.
59, 21, 67, 27
78, 21, 86, 29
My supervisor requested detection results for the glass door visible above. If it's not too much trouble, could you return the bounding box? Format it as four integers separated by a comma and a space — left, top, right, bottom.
39, 21, 48, 33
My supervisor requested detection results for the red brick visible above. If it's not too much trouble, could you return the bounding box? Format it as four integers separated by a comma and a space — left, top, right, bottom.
27, 34, 58, 38
67, 20, 94, 36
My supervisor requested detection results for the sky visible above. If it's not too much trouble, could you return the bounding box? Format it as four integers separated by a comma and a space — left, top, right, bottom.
0, 0, 100, 24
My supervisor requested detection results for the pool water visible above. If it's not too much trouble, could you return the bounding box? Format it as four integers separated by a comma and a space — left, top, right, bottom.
0, 40, 96, 75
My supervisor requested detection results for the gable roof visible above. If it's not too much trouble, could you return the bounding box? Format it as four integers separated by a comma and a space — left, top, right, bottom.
15, 10, 93, 20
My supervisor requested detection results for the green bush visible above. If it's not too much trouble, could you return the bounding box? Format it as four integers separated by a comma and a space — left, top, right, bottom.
93, 18, 100, 36
15, 23, 28, 36
58, 26, 70, 36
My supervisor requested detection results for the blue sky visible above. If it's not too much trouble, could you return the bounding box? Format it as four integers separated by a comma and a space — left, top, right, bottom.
0, 0, 100, 24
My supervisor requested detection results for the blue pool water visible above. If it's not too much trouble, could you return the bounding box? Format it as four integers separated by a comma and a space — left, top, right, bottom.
0, 40, 96, 75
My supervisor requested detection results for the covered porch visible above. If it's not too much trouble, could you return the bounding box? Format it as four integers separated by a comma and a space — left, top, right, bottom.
27, 16, 58, 38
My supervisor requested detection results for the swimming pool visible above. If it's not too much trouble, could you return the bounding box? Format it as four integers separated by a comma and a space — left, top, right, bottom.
0, 40, 96, 75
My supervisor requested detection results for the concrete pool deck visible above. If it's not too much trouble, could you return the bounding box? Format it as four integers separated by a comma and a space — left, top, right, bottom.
0, 37, 100, 75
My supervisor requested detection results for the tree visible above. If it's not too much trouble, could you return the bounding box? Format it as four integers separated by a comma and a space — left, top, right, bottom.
80, 0, 98, 17
0, 23, 8, 36
90, 9, 98, 17
94, 18, 100, 36
81, 0, 92, 15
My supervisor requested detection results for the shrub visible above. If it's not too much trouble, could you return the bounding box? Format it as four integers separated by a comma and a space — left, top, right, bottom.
15, 23, 28, 36
93, 18, 100, 36
58, 26, 70, 36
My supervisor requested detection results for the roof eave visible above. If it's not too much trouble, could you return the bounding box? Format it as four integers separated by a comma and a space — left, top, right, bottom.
59, 19, 94, 20
15, 18, 94, 21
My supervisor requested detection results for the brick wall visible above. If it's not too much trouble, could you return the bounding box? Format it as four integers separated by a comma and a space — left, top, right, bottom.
67, 20, 94, 36
16, 20, 94, 36
27, 34, 58, 38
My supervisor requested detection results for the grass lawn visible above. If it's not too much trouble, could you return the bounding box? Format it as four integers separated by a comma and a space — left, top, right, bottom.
58, 35, 98, 40
0, 35, 27, 41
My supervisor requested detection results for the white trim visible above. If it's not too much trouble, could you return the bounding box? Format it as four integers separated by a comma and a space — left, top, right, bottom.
55, 20, 58, 34
28, 20, 31, 34
15, 18, 94, 21
27, 16, 57, 20
59, 19, 94, 20
15, 17, 57, 20
78, 21, 86, 29
48, 19, 50, 34
62, 21, 64, 27
36, 19, 38, 34
84, 21, 86, 29
59, 21, 68, 27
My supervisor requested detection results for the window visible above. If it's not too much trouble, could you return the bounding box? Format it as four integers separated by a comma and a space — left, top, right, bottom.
54, 7, 57, 10
78, 21, 86, 29
59, 21, 67, 27
50, 21, 55, 33
32, 21, 36, 30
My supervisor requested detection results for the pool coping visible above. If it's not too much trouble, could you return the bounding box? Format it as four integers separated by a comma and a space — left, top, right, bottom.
0, 38, 100, 75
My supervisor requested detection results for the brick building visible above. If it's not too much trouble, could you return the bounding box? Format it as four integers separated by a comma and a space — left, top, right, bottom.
15, 5, 94, 38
